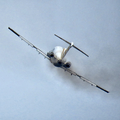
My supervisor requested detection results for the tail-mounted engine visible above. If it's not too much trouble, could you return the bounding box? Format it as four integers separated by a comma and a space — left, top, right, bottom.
63, 62, 71, 68
47, 52, 54, 58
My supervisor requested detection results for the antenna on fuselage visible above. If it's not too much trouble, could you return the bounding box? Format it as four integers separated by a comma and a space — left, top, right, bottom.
54, 34, 89, 57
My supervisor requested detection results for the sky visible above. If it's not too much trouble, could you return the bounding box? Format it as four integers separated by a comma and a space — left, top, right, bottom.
0, 0, 120, 120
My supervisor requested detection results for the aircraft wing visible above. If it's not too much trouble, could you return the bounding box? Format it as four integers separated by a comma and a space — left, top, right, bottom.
61, 67, 109, 93
8, 27, 50, 60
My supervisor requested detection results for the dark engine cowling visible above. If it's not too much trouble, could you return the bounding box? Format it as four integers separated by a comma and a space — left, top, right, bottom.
63, 62, 71, 68
53, 60, 63, 67
47, 52, 54, 57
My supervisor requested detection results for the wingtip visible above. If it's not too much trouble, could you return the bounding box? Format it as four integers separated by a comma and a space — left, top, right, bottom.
96, 85, 109, 93
86, 54, 89, 57
8, 27, 20, 37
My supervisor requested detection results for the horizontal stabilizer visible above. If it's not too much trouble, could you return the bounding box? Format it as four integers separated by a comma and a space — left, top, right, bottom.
54, 34, 89, 57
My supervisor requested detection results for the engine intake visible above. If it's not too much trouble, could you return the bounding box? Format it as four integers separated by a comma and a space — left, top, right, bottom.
47, 52, 54, 57
63, 62, 71, 68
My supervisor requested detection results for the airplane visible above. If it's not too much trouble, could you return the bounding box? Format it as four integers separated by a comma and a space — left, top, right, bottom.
8, 27, 109, 93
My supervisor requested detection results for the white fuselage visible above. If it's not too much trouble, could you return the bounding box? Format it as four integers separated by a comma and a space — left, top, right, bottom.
53, 46, 66, 60
47, 46, 71, 68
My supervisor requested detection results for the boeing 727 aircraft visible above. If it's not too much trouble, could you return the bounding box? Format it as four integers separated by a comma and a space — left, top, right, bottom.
8, 27, 109, 93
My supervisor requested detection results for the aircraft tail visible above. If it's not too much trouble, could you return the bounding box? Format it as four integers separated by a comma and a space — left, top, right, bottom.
54, 34, 89, 57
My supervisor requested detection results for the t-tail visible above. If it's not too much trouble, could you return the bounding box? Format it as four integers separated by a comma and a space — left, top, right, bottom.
54, 34, 89, 57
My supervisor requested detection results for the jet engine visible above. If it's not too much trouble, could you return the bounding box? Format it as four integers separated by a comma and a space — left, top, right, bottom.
47, 52, 54, 57
63, 62, 71, 68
